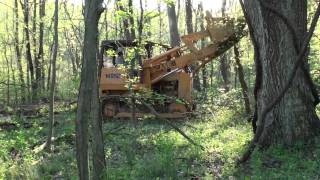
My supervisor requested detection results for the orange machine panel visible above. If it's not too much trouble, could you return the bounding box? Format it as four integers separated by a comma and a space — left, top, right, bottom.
178, 71, 192, 103
100, 67, 146, 94
100, 68, 127, 91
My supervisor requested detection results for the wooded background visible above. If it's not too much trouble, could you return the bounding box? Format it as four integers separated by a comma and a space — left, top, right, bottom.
0, 0, 319, 179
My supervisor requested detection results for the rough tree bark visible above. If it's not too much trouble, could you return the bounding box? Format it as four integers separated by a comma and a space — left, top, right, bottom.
76, 0, 105, 179
242, 0, 320, 147
45, 0, 58, 152
167, 2, 180, 47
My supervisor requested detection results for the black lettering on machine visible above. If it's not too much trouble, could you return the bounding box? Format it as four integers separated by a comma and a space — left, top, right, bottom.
106, 73, 121, 79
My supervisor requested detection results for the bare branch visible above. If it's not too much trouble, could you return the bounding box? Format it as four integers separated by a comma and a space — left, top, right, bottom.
142, 102, 205, 150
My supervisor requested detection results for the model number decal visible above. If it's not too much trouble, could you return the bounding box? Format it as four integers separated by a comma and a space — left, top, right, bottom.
106, 73, 121, 79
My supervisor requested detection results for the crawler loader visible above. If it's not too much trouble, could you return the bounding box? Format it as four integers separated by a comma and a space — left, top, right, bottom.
99, 13, 246, 118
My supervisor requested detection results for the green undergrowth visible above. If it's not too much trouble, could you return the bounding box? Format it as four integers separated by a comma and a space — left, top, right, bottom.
0, 112, 77, 179
1, 103, 320, 179
102, 107, 252, 179
235, 138, 320, 179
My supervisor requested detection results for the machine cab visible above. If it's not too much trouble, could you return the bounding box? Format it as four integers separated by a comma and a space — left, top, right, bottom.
99, 40, 154, 95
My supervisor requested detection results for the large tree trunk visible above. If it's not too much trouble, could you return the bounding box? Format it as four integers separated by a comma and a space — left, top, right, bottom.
76, 0, 105, 179
167, 3, 180, 47
243, 0, 320, 146
45, 0, 58, 152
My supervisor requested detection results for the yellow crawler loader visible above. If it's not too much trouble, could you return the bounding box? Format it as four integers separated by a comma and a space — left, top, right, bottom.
99, 13, 245, 118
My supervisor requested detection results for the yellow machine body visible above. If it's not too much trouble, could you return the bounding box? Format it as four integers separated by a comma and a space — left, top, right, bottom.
99, 13, 245, 118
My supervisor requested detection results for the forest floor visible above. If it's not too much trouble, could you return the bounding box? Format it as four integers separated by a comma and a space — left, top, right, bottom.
0, 100, 320, 179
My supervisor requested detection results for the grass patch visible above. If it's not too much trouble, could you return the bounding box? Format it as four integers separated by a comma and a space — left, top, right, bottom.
1, 104, 319, 179
103, 107, 252, 179
235, 138, 320, 179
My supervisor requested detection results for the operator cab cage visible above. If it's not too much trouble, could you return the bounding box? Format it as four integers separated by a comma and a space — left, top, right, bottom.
100, 40, 152, 57
99, 40, 172, 67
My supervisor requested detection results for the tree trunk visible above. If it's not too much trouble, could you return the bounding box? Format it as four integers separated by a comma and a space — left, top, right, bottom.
104, 7, 108, 40
45, 0, 58, 152
10, 47, 18, 104
220, 0, 231, 92
185, 0, 193, 34
158, 2, 163, 43
22, 0, 36, 101
234, 44, 251, 115
64, 30, 77, 75
47, 45, 52, 91
243, 0, 320, 146
37, 0, 46, 91
33, 0, 40, 97
220, 54, 231, 92
167, 3, 180, 47
14, 0, 26, 102
128, 0, 136, 40
186, 0, 200, 91
138, 0, 144, 41
76, 0, 105, 179
198, 3, 207, 91
4, 44, 10, 105
117, 0, 132, 40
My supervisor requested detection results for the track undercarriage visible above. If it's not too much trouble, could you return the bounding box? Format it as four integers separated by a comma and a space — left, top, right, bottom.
101, 90, 191, 119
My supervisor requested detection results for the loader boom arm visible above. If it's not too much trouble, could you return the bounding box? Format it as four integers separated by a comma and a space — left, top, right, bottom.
142, 14, 246, 85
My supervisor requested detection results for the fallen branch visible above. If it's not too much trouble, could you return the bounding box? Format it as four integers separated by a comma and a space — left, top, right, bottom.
105, 124, 126, 136
142, 102, 205, 150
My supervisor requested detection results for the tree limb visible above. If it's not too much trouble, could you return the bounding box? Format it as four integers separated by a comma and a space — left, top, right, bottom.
239, 0, 263, 130
142, 102, 204, 150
